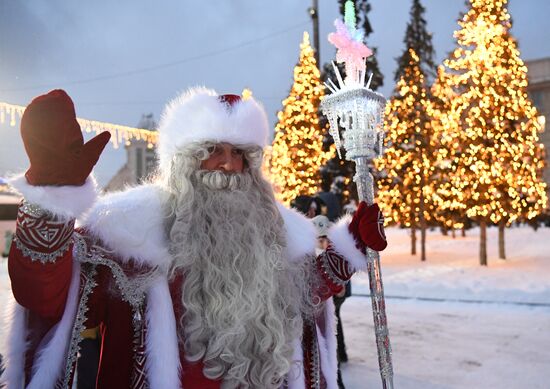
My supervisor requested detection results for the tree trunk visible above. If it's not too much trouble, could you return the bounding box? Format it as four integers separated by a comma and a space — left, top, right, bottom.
451, 228, 456, 239
419, 216, 427, 262
498, 220, 506, 260
441, 225, 448, 236
418, 186, 427, 261
462, 226, 466, 237
479, 220, 487, 266
420, 223, 427, 261
411, 224, 417, 255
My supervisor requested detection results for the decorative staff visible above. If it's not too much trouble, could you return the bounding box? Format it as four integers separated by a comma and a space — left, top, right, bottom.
320, 1, 394, 388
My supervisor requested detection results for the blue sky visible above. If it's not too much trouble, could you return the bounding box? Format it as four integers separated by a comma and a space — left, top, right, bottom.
1, 0, 548, 186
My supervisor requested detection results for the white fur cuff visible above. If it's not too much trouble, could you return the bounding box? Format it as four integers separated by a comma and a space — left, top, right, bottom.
327, 214, 368, 271
8, 174, 98, 220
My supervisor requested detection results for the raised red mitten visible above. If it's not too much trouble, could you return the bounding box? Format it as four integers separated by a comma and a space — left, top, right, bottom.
349, 202, 387, 252
21, 89, 111, 186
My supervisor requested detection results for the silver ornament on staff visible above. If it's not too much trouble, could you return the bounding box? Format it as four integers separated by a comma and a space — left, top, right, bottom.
320, 65, 394, 389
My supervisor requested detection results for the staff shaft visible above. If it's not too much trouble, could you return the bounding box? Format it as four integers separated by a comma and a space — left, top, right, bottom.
353, 157, 394, 389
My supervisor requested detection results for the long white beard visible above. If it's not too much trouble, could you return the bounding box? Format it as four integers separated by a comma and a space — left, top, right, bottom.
167, 170, 305, 388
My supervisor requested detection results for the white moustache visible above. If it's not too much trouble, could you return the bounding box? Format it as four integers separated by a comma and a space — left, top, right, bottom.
195, 170, 252, 191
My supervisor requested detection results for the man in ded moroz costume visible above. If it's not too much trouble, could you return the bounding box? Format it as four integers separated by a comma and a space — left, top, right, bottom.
1, 87, 387, 388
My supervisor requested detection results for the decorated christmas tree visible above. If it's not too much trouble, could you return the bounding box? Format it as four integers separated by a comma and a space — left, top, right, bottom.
394, 0, 436, 82
430, 66, 469, 235
435, 0, 547, 265
269, 32, 330, 205
375, 0, 436, 261
376, 49, 435, 261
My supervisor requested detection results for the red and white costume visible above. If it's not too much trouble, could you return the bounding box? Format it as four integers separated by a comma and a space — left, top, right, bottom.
0, 88, 382, 389
3, 176, 369, 389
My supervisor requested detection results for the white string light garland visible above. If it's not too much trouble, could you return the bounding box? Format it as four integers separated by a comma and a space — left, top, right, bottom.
0, 101, 157, 149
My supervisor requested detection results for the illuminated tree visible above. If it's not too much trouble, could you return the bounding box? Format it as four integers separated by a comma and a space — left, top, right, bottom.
269, 32, 330, 205
374, 0, 436, 261
430, 66, 469, 235
376, 49, 435, 261
436, 0, 547, 265
394, 0, 436, 82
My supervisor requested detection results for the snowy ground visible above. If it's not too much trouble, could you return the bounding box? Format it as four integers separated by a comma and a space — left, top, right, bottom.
1, 225, 549, 388
342, 225, 550, 389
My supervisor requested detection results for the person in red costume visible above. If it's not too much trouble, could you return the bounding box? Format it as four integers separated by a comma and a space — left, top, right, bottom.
1, 87, 387, 389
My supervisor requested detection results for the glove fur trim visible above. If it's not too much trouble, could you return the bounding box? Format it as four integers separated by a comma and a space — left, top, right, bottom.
8, 174, 98, 220
327, 214, 369, 271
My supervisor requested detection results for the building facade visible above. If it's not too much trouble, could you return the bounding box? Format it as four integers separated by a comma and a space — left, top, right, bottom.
104, 114, 157, 192
526, 58, 550, 197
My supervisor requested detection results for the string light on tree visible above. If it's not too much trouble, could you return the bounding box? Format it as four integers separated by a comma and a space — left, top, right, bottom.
241, 88, 253, 101
433, 0, 547, 265
374, 0, 437, 261
269, 32, 331, 204
375, 49, 436, 261
429, 62, 475, 237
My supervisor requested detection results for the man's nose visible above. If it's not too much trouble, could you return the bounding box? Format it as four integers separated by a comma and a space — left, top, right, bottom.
219, 152, 235, 172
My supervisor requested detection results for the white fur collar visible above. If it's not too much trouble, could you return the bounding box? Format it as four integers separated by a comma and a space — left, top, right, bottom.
80, 184, 172, 271
276, 204, 317, 262
80, 185, 317, 269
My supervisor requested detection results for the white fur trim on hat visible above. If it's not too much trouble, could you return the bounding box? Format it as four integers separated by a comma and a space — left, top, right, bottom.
157, 86, 269, 169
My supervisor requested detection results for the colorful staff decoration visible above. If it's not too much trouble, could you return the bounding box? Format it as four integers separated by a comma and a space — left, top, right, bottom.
320, 1, 394, 388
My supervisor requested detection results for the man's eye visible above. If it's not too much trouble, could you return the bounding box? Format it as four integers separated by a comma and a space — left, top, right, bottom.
232, 148, 244, 156
208, 146, 218, 154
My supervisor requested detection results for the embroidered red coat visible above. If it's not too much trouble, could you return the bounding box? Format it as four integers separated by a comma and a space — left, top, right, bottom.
1, 176, 370, 389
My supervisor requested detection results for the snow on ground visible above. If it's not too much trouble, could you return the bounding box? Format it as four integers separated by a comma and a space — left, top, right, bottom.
353, 225, 550, 305
342, 225, 550, 388
0, 225, 549, 388
340, 298, 550, 389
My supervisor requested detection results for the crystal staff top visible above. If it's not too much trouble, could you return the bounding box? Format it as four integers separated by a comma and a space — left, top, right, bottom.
321, 1, 386, 159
